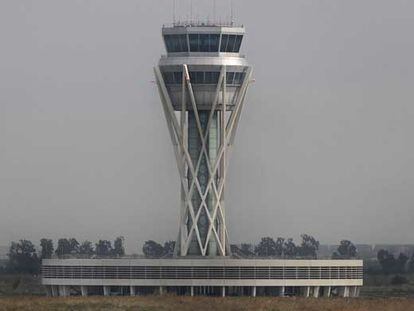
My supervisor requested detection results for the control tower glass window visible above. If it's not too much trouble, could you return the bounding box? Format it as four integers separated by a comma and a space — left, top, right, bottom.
220, 34, 243, 52
164, 34, 188, 53
163, 71, 244, 85
189, 34, 220, 52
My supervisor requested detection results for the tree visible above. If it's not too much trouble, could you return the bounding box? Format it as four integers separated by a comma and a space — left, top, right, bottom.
283, 238, 297, 258
163, 241, 176, 257
68, 238, 80, 254
7, 240, 40, 274
297, 234, 319, 259
143, 240, 164, 258
255, 237, 277, 257
55, 239, 72, 258
332, 240, 357, 259
275, 238, 285, 257
240, 243, 255, 257
409, 253, 414, 273
390, 275, 408, 285
113, 236, 125, 257
95, 240, 113, 257
40, 239, 54, 259
377, 249, 397, 274
79, 241, 94, 256
396, 253, 409, 273
377, 250, 409, 274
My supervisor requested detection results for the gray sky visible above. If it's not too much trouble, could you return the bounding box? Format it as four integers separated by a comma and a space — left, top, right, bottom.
1, 0, 414, 252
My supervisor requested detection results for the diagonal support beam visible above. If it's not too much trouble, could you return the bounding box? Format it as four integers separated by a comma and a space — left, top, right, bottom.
155, 65, 252, 257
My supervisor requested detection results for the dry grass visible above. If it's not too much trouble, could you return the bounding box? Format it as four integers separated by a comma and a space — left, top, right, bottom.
1, 296, 414, 311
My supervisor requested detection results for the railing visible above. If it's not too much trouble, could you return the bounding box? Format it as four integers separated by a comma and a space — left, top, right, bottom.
163, 21, 243, 28
42, 265, 363, 280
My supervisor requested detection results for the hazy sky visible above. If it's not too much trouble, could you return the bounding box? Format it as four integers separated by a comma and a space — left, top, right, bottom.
1, 0, 414, 252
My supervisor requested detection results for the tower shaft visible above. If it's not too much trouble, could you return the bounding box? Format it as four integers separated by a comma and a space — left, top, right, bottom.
155, 24, 252, 257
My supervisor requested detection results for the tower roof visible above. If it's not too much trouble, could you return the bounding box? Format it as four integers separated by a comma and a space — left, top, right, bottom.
162, 22, 245, 35
164, 21, 243, 28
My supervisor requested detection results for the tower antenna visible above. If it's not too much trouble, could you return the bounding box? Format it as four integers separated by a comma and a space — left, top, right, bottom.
213, 0, 216, 23
190, 0, 193, 23
173, 0, 176, 25
230, 0, 234, 25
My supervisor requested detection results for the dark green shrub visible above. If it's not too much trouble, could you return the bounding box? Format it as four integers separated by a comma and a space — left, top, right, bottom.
390, 275, 409, 285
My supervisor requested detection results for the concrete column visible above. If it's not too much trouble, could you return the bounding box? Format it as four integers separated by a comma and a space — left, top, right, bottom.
58, 285, 69, 297
313, 286, 320, 298
252, 286, 256, 297
81, 286, 88, 297
190, 286, 194, 296
103, 286, 110, 296
304, 286, 310, 298
338, 286, 350, 298
356, 287, 361, 297
352, 286, 359, 297
130, 286, 136, 296
221, 286, 226, 297
344, 286, 350, 298
51, 285, 59, 297
279, 286, 285, 297
45, 286, 52, 297
323, 286, 331, 298
159, 286, 164, 295
349, 286, 355, 297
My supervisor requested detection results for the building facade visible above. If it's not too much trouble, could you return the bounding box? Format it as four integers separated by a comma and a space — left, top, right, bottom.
42, 258, 362, 297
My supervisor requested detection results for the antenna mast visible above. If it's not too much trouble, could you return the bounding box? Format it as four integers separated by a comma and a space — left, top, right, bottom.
173, 0, 176, 25
230, 0, 234, 25
190, 0, 193, 23
213, 0, 216, 23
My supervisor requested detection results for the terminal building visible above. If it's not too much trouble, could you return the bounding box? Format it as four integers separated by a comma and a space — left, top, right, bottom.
42, 21, 363, 297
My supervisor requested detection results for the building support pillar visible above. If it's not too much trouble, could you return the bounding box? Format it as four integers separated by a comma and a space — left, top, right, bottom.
313, 286, 320, 298
324, 286, 331, 298
221, 286, 226, 297
130, 286, 136, 296
349, 286, 358, 297
81, 286, 88, 297
303, 286, 310, 298
51, 285, 59, 297
190, 286, 194, 297
159, 286, 164, 295
279, 286, 285, 297
349, 286, 354, 297
338, 286, 350, 298
58, 285, 69, 297
344, 286, 350, 298
103, 286, 110, 296
252, 286, 256, 297
45, 286, 52, 297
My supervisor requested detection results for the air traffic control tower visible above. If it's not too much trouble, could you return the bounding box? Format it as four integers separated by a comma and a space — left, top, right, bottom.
154, 23, 252, 258
42, 22, 363, 298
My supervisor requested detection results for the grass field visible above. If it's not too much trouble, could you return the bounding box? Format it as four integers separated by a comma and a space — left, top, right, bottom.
1, 296, 414, 311
2, 274, 414, 310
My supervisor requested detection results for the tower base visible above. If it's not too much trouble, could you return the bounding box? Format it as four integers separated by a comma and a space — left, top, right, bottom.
42, 258, 363, 297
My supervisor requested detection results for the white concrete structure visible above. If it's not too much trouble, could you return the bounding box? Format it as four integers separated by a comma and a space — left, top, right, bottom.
41, 22, 364, 297
155, 23, 251, 257
42, 258, 363, 297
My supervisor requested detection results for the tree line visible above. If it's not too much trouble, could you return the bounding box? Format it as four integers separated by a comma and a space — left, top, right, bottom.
142, 234, 324, 259
253, 234, 320, 258
376, 249, 414, 275
1, 237, 126, 274
4, 235, 414, 278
